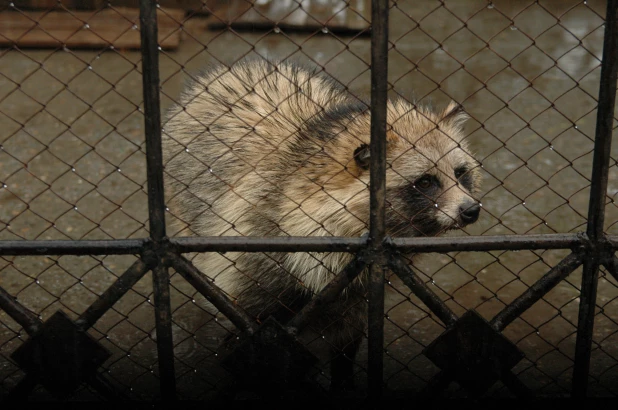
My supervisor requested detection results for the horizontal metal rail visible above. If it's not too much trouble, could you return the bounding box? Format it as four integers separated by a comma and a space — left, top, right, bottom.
170, 236, 367, 253
0, 239, 148, 256
0, 233, 601, 257
389, 233, 586, 252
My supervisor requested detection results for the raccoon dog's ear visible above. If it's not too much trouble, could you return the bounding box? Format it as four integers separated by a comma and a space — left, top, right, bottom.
441, 101, 468, 127
354, 144, 371, 170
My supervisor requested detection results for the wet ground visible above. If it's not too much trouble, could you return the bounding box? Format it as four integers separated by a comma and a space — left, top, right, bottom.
1, 0, 618, 399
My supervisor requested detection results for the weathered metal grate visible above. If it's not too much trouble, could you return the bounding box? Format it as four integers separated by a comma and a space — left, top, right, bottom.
0, 0, 616, 401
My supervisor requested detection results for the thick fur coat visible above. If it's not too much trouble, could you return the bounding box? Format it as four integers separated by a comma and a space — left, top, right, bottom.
163, 59, 481, 387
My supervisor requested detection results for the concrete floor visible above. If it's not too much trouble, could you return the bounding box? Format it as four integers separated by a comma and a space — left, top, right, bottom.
0, 0, 617, 399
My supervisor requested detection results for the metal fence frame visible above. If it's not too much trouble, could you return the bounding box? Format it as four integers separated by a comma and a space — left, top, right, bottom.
0, 0, 617, 400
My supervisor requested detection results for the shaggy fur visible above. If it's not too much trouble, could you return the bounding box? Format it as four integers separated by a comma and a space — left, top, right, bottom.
163, 59, 482, 388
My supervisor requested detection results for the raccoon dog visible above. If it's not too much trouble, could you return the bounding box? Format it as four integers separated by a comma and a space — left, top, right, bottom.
163, 59, 481, 389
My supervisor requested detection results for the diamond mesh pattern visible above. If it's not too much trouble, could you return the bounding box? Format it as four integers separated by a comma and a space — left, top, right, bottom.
0, 0, 616, 399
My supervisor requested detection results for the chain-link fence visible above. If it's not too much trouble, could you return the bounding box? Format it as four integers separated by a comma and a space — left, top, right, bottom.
0, 0, 617, 401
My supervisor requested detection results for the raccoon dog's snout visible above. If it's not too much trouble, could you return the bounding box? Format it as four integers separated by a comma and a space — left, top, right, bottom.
459, 200, 480, 225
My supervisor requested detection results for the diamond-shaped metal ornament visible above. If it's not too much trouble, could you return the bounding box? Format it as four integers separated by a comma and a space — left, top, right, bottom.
423, 310, 524, 395
221, 317, 318, 388
11, 310, 110, 397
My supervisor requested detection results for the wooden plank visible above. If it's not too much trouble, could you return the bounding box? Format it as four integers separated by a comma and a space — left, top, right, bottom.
206, 0, 371, 34
0, 7, 185, 49
11, 1, 66, 9
10, 1, 201, 11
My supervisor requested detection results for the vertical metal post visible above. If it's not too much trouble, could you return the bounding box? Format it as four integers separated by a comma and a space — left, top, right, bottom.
367, 0, 389, 399
584, 2, 618, 242
139, 0, 176, 400
572, 0, 618, 397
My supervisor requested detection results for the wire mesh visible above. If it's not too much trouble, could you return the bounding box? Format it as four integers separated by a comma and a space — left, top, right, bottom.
0, 0, 617, 400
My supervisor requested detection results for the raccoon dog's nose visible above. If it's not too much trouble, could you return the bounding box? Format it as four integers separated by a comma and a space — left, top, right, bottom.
459, 202, 480, 224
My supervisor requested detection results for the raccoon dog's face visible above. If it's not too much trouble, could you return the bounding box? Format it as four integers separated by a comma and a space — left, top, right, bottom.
347, 100, 482, 237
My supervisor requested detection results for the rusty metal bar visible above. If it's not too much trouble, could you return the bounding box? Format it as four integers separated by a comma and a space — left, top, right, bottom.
572, 0, 618, 398
585, 18, 618, 241
0, 239, 147, 256
75, 259, 150, 330
140, 0, 175, 400
604, 254, 618, 283
287, 255, 367, 332
141, 6, 166, 243
151, 263, 175, 400
171, 236, 367, 253
0, 233, 586, 257
168, 254, 257, 334
490, 251, 584, 332
367, 0, 389, 398
388, 255, 458, 327
389, 233, 584, 253
573, 257, 602, 397
0, 286, 41, 336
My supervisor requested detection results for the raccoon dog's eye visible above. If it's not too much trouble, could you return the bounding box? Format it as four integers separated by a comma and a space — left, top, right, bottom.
354, 144, 371, 170
454, 167, 467, 180
414, 175, 434, 190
